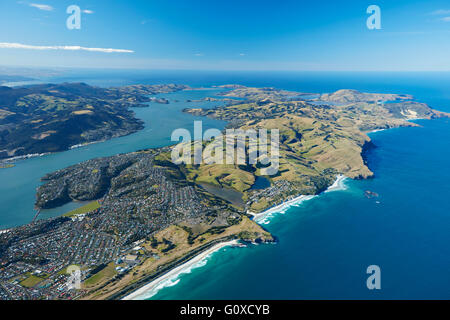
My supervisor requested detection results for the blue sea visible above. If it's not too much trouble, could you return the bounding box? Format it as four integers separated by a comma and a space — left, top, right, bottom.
1, 71, 450, 299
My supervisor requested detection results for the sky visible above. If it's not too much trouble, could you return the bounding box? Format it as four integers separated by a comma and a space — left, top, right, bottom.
0, 0, 450, 71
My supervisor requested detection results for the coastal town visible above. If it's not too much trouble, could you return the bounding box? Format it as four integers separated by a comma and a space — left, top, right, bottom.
0, 147, 271, 300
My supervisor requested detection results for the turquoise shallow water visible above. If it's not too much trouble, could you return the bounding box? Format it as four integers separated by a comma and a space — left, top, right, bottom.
2, 71, 450, 299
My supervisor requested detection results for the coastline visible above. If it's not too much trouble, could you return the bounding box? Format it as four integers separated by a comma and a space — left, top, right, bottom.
122, 240, 239, 300
69, 140, 105, 150
121, 175, 348, 300
248, 195, 317, 224
367, 128, 387, 134
249, 174, 348, 224
1, 152, 50, 163
325, 174, 348, 193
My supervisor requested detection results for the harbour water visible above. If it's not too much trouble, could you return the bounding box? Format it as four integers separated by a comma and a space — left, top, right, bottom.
0, 88, 226, 228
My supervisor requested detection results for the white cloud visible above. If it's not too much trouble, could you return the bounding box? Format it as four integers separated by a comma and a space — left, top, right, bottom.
431, 9, 450, 15
194, 53, 204, 56
239, 53, 246, 56
0, 42, 134, 53
429, 10, 450, 22
29, 3, 53, 11
83, 10, 94, 14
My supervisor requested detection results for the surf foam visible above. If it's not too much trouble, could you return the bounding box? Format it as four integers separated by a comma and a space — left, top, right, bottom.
122, 240, 238, 300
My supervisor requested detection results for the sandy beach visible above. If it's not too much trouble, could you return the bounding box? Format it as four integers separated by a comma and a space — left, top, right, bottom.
121, 175, 349, 300
122, 239, 239, 300
325, 174, 348, 193
367, 128, 387, 134
248, 194, 317, 224
249, 174, 347, 223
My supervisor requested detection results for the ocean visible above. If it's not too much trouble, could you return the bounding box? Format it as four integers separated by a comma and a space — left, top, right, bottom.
1, 71, 450, 299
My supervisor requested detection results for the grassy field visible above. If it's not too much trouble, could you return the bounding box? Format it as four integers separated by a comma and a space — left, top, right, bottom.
84, 262, 117, 288
63, 201, 101, 217
20, 275, 44, 288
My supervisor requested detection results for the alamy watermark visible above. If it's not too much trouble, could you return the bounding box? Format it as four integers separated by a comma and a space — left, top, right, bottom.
366, 5, 381, 30
66, 5, 82, 30
366, 265, 381, 290
66, 5, 94, 30
171, 121, 280, 176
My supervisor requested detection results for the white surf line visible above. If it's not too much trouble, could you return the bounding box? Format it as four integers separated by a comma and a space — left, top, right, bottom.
367, 128, 387, 134
122, 240, 238, 300
249, 174, 348, 224
248, 194, 317, 224
324, 174, 348, 193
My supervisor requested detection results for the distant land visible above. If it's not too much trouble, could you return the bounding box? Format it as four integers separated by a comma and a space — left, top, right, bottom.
0, 83, 188, 160
0, 84, 448, 300
0, 75, 35, 85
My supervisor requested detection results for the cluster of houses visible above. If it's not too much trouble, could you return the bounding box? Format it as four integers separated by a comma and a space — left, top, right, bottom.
0, 149, 232, 299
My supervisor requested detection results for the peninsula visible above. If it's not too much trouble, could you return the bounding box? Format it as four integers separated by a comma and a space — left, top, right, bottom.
183, 86, 448, 213
0, 84, 448, 300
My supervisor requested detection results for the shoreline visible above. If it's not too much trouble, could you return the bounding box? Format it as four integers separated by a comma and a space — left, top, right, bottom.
325, 174, 348, 193
121, 175, 348, 300
69, 140, 106, 150
122, 240, 239, 300
248, 195, 317, 223
367, 128, 387, 134
248, 174, 348, 224
1, 152, 50, 163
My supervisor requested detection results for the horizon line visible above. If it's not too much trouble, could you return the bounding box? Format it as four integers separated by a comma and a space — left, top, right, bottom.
2, 65, 450, 73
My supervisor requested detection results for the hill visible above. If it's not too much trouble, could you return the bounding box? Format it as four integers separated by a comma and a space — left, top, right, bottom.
183, 86, 449, 212
0, 83, 188, 159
